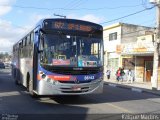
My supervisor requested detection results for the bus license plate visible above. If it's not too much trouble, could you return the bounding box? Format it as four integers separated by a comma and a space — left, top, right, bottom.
72, 86, 81, 91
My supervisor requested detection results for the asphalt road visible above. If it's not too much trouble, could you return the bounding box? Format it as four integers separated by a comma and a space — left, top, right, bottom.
0, 68, 160, 120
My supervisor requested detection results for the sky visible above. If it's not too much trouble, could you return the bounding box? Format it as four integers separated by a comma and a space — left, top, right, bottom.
0, 0, 156, 53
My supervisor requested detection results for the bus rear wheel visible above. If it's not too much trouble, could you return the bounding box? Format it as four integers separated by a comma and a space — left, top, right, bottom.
15, 79, 20, 85
27, 76, 37, 98
14, 70, 20, 85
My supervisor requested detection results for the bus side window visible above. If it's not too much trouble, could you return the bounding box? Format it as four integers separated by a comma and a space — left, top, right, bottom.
39, 34, 44, 52
30, 32, 34, 45
39, 33, 45, 62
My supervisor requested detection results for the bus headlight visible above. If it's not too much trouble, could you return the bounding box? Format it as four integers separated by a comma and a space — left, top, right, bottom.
46, 78, 59, 85
47, 78, 52, 83
52, 80, 59, 85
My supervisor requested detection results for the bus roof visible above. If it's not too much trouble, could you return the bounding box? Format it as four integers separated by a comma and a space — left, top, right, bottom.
13, 18, 103, 47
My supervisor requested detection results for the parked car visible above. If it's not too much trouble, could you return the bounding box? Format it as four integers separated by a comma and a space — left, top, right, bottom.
4, 62, 11, 68
0, 62, 5, 69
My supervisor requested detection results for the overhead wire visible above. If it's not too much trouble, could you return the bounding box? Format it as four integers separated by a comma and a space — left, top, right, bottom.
141, 0, 151, 9
0, 1, 155, 32
69, 0, 87, 9
100, 5, 156, 25
63, 0, 78, 9
1, 1, 156, 53
53, 0, 85, 18
0, 4, 146, 11
67, 0, 82, 9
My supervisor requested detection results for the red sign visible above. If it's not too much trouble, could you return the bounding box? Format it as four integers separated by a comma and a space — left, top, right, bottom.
52, 59, 70, 65
48, 75, 71, 81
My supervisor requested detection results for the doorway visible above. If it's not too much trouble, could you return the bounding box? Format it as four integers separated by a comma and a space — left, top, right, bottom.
145, 61, 153, 82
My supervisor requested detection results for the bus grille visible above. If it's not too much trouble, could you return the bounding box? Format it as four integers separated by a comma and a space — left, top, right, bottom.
41, 65, 103, 75
58, 80, 92, 84
51, 70, 99, 75
60, 87, 89, 93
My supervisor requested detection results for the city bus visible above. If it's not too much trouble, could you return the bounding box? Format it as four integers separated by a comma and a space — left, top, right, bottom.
12, 18, 104, 96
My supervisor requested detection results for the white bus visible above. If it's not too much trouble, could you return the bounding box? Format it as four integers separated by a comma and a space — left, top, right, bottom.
12, 18, 104, 96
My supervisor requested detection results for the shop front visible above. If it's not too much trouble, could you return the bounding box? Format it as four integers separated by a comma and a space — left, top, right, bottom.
120, 41, 154, 83
135, 56, 153, 82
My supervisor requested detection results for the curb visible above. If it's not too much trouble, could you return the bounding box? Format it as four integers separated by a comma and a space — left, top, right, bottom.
104, 82, 160, 96
108, 83, 117, 87
131, 88, 142, 93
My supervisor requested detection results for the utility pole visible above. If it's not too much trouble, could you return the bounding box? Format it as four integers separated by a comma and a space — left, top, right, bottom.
53, 13, 66, 19
150, 0, 160, 90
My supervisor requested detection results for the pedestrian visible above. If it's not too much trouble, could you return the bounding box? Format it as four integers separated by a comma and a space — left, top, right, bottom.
127, 69, 133, 83
106, 69, 111, 80
120, 67, 125, 82
116, 67, 121, 82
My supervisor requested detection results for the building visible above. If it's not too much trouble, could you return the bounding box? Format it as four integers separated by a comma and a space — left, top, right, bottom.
103, 23, 158, 84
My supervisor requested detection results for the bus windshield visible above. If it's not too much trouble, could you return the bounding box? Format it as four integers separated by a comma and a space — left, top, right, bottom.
40, 33, 103, 67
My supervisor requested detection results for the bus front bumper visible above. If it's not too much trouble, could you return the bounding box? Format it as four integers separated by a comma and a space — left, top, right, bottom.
36, 79, 104, 95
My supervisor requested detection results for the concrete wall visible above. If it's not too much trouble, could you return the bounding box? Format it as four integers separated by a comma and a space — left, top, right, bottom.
121, 23, 153, 43
103, 23, 122, 75
103, 24, 121, 52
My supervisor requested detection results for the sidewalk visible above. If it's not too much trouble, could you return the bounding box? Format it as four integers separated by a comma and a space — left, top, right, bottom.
104, 77, 160, 96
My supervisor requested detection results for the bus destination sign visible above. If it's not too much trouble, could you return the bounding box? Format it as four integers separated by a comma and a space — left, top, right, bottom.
53, 21, 93, 32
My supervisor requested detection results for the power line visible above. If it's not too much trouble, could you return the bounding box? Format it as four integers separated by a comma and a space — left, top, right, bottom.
57, 0, 83, 16
0, 4, 145, 11
69, 0, 87, 9
84, 4, 142, 10
100, 5, 155, 25
56, 0, 85, 18
141, 0, 150, 9
63, 0, 80, 9
67, 0, 82, 9
58, 0, 87, 18
1, 3, 156, 36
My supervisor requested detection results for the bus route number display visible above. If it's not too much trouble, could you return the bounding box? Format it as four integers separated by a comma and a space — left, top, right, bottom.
53, 21, 93, 32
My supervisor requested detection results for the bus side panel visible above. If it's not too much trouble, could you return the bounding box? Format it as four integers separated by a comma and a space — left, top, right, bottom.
19, 58, 33, 87
33, 29, 39, 91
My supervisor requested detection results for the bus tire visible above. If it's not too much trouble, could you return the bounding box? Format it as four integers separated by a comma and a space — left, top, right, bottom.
14, 75, 20, 85
28, 76, 38, 98
15, 79, 19, 85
